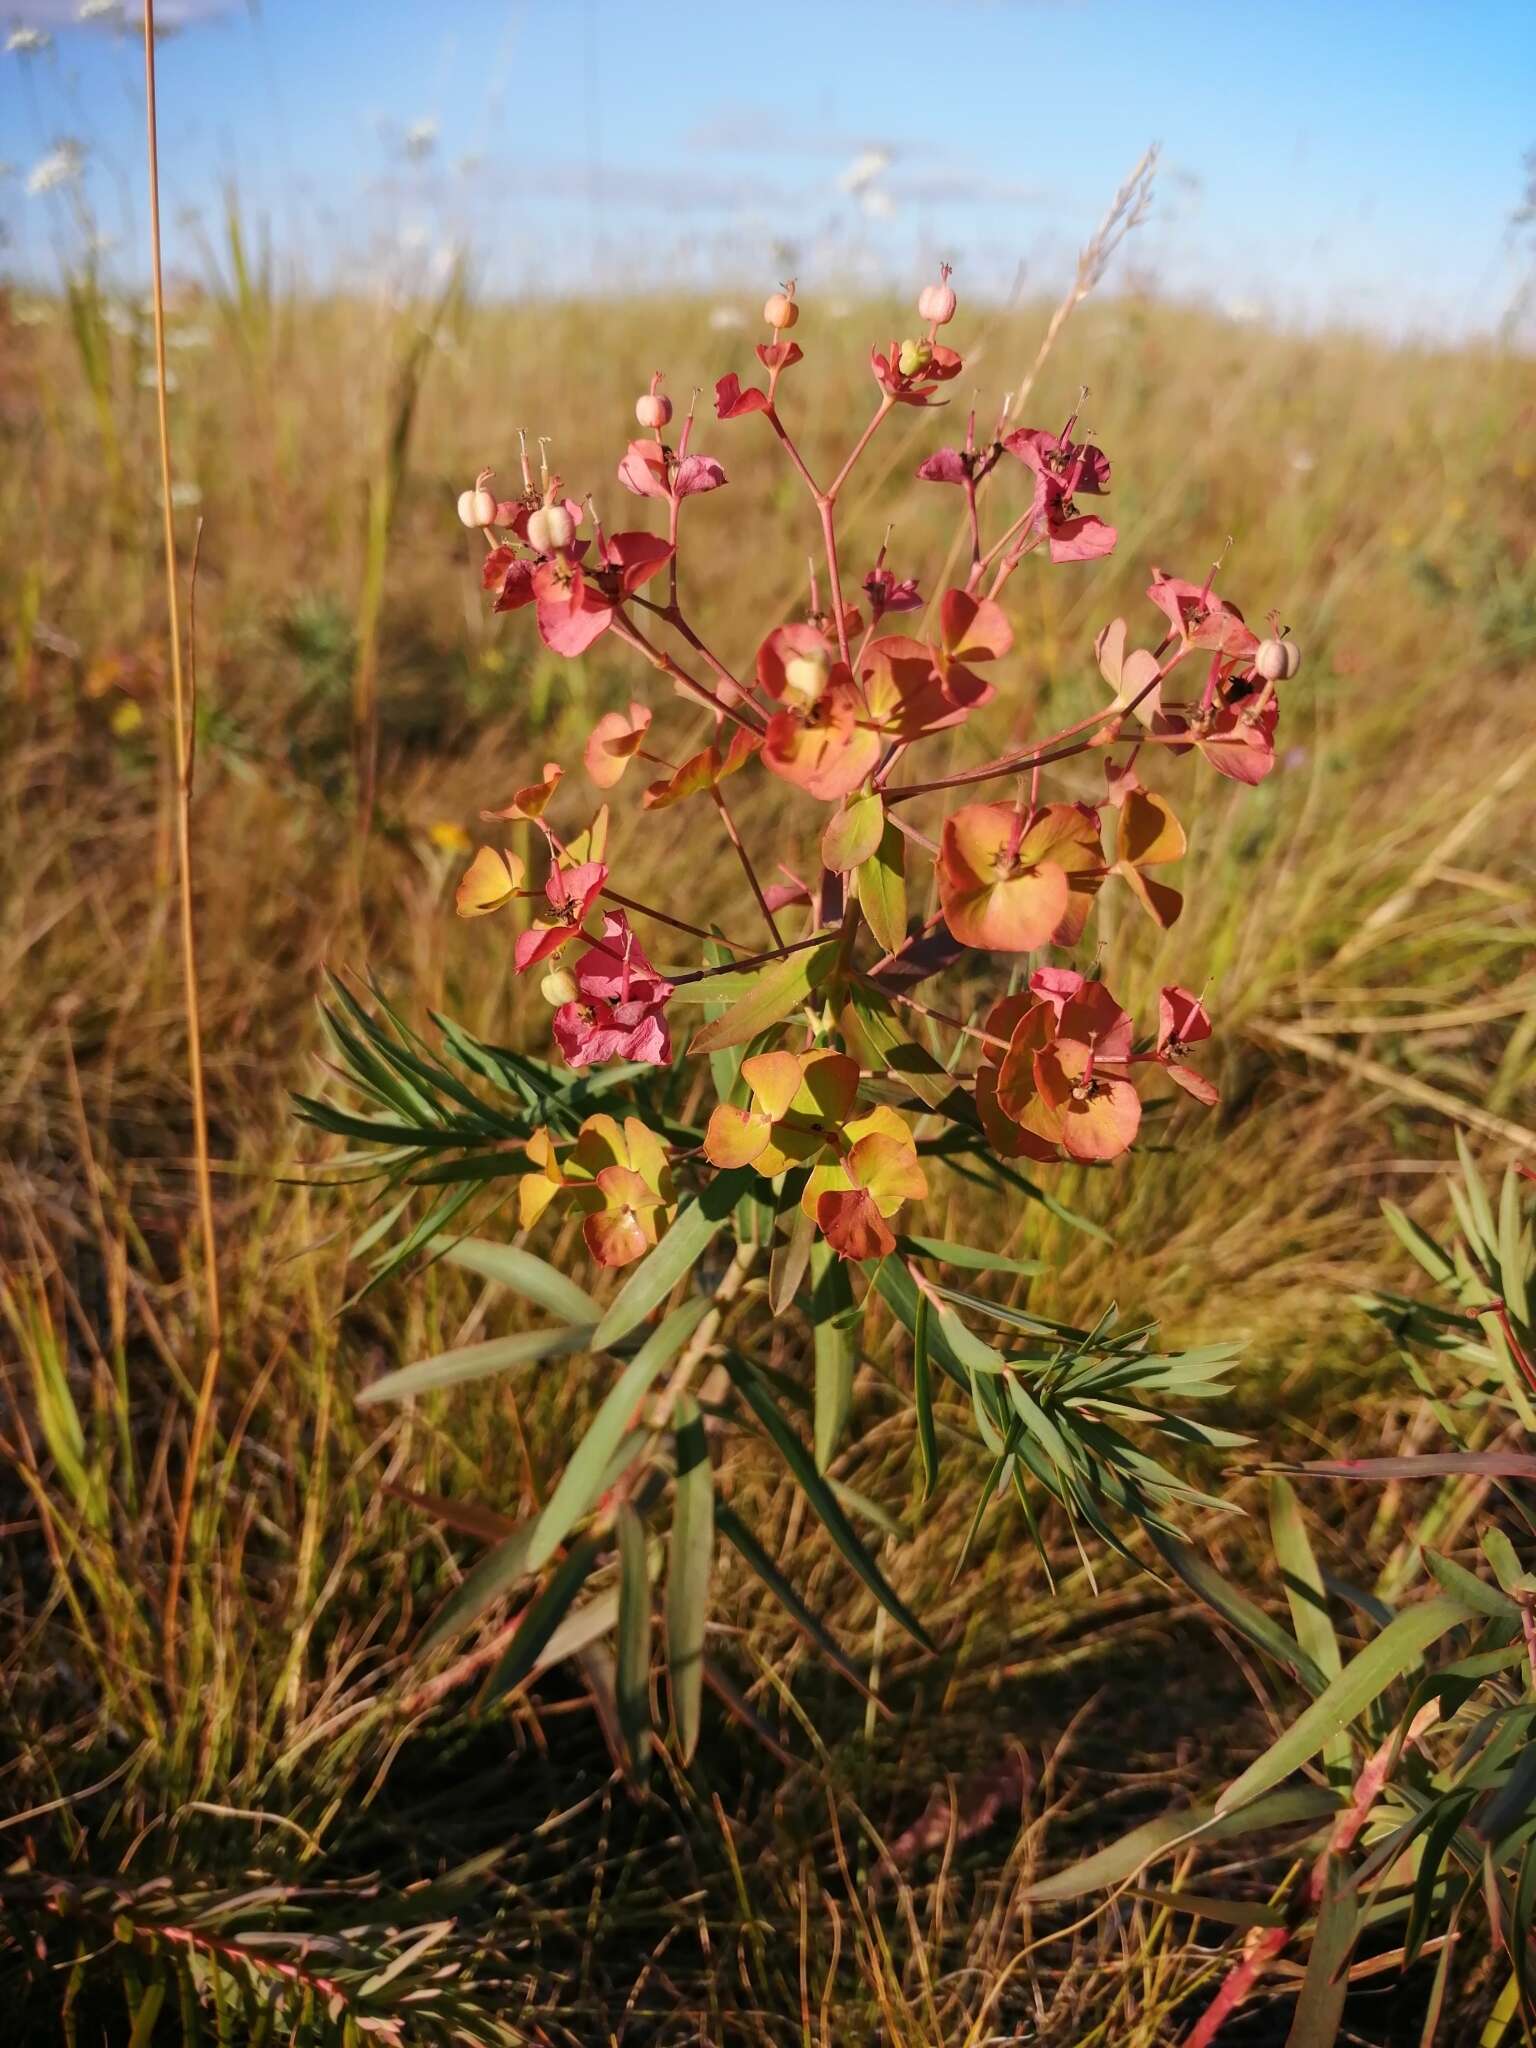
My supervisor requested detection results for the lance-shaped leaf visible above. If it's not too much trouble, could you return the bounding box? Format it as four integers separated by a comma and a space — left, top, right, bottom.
668, 1393, 713, 1763
688, 942, 839, 1055
488, 1534, 604, 1700
359, 1324, 594, 1405
420, 1520, 537, 1657
857, 818, 908, 958
725, 1353, 935, 1650
434, 1235, 604, 1324
615, 1504, 653, 1778
811, 1242, 858, 1471
1216, 1596, 1477, 1815
526, 1297, 713, 1572
1151, 1525, 1331, 1698
716, 1502, 873, 1698
913, 1290, 938, 1501
1021, 1784, 1341, 1904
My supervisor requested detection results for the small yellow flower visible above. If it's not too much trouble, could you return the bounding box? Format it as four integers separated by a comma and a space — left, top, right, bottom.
111, 699, 144, 737
428, 820, 472, 855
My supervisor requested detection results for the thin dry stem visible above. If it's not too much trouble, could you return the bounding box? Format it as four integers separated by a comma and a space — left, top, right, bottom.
143, 0, 224, 1693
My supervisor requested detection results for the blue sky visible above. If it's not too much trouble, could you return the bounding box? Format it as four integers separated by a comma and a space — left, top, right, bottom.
4, 0, 1533, 337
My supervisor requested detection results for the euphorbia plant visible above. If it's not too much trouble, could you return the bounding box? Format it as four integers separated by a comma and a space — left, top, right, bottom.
301, 258, 1304, 1770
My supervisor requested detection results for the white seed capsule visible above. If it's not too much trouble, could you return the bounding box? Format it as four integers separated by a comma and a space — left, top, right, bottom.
457, 485, 497, 528
541, 968, 578, 1006
526, 502, 575, 553
763, 288, 799, 331
917, 278, 957, 326
1254, 636, 1301, 682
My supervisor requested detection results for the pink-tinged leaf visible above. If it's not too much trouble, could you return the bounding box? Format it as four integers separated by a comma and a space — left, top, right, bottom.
938, 802, 1101, 953
715, 372, 770, 419
455, 845, 526, 918
1047, 514, 1117, 563
1165, 1061, 1220, 1106
535, 563, 613, 657
605, 531, 675, 596
916, 447, 969, 486
1117, 863, 1184, 928
583, 702, 652, 788
584, 1206, 654, 1268
1158, 986, 1212, 1051
1200, 703, 1278, 784
482, 760, 564, 822
1035, 1045, 1142, 1161
848, 1132, 928, 1215
617, 438, 669, 498
816, 1187, 896, 1262
740, 1049, 806, 1121
762, 701, 882, 803
515, 922, 576, 973
490, 555, 537, 613
673, 454, 727, 497
975, 1063, 1061, 1163
641, 727, 758, 810
940, 589, 1012, 664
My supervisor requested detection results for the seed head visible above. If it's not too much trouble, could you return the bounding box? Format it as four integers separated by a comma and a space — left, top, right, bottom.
917, 264, 956, 328
1254, 636, 1301, 682
763, 282, 799, 332
457, 468, 498, 528
635, 372, 673, 431
527, 500, 576, 553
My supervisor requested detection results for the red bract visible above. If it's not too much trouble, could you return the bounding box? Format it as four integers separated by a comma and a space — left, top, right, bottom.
863, 557, 923, 619
715, 372, 771, 420
757, 623, 881, 801
514, 858, 608, 973
1146, 567, 1257, 659
937, 802, 1103, 952
551, 912, 674, 1069
533, 532, 675, 658
871, 339, 964, 406
1003, 421, 1116, 563
994, 971, 1142, 1164
1155, 985, 1220, 1104
617, 437, 727, 501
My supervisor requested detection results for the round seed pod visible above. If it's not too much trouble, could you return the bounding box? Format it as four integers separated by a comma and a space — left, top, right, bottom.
917, 276, 957, 326
763, 287, 799, 331
1254, 636, 1301, 682
526, 502, 575, 553
635, 390, 672, 430
457, 484, 497, 528
541, 968, 578, 1007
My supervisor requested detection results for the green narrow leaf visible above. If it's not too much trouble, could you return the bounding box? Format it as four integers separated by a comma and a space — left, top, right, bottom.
898, 1234, 1045, 1277
1423, 1550, 1519, 1620
615, 1504, 653, 1779
667, 1393, 713, 1763
811, 1242, 857, 1472
590, 1173, 747, 1352
1269, 1476, 1347, 1786
526, 1297, 712, 1573
725, 1353, 935, 1651
1284, 1862, 1358, 2048
488, 1534, 603, 1699
419, 1521, 536, 1656
770, 1203, 817, 1318
359, 1323, 593, 1405
1499, 1168, 1530, 1327
1216, 1596, 1476, 1814
434, 1236, 603, 1323
1379, 1200, 1456, 1286
716, 1502, 871, 1696
913, 1289, 938, 1502
856, 818, 907, 957
687, 943, 837, 1055
1150, 1526, 1331, 1698
1021, 1785, 1341, 1904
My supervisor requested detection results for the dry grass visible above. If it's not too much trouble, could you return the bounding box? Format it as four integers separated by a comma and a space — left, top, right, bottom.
1, 258, 1533, 2043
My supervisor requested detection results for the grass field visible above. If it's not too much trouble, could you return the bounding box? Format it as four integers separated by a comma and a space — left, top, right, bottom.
2, 247, 1534, 2045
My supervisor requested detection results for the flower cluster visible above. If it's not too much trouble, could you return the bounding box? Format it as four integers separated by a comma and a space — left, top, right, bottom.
452, 269, 1301, 1265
